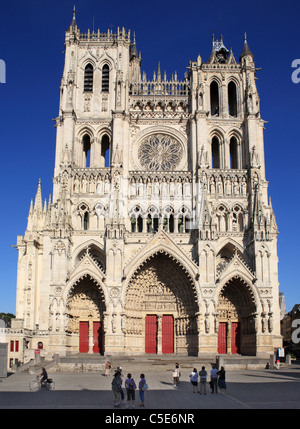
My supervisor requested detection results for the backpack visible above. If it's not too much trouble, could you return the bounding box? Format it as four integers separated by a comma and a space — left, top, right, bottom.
128, 379, 136, 390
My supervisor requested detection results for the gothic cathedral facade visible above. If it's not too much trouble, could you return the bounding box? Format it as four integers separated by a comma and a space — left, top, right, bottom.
10, 13, 282, 362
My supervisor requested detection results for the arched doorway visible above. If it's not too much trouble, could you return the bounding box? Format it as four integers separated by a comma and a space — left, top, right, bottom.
124, 252, 199, 355
66, 275, 106, 354
217, 276, 257, 355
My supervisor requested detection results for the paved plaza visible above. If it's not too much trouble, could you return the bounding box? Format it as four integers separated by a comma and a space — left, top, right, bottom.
0, 359, 299, 411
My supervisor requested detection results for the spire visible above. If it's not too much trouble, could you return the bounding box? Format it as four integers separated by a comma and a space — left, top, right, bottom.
34, 178, 43, 213
29, 198, 33, 215
67, 5, 77, 31
130, 31, 138, 60
157, 62, 161, 81
26, 199, 34, 231
240, 32, 253, 60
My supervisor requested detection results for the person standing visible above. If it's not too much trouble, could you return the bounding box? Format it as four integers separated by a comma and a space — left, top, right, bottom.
112, 371, 122, 408
189, 368, 198, 393
115, 366, 125, 404
199, 366, 207, 395
125, 373, 136, 408
217, 366, 227, 393
172, 363, 181, 387
105, 360, 112, 377
139, 373, 147, 407
210, 364, 218, 394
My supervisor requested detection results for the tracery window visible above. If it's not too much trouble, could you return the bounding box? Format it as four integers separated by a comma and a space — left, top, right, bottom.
78, 203, 89, 230
147, 206, 159, 233
138, 134, 182, 171
162, 206, 174, 233
130, 206, 143, 232
177, 206, 192, 233
232, 205, 244, 232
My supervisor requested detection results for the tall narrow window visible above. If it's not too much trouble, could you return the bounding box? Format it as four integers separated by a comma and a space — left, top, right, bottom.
147, 214, 152, 233
83, 134, 91, 167
228, 81, 237, 117
102, 64, 109, 92
210, 81, 219, 116
230, 137, 238, 169
212, 136, 220, 168
101, 134, 110, 167
137, 215, 143, 233
131, 216, 136, 232
83, 212, 89, 230
84, 64, 93, 92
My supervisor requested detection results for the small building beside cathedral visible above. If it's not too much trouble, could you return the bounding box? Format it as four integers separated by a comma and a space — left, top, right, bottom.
4, 11, 282, 366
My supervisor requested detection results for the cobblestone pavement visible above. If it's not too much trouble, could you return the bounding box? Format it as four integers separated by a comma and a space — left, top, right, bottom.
0, 360, 300, 410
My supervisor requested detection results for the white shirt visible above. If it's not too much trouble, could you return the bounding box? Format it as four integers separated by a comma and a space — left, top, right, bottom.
190, 371, 198, 382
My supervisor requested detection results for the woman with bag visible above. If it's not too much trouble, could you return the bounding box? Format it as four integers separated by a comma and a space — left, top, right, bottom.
125, 373, 136, 408
139, 373, 147, 407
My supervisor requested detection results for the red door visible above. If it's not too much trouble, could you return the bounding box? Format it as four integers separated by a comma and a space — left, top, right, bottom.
162, 315, 174, 354
218, 322, 227, 354
93, 321, 101, 354
145, 315, 157, 353
79, 321, 89, 353
231, 322, 240, 354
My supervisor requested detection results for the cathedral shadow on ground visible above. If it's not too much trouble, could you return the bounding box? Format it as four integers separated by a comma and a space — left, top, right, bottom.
0, 378, 300, 409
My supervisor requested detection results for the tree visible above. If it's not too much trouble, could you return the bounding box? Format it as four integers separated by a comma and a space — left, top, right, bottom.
0, 313, 15, 328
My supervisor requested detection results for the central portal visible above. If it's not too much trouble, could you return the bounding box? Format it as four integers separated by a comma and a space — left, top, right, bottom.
145, 314, 174, 354
125, 252, 198, 355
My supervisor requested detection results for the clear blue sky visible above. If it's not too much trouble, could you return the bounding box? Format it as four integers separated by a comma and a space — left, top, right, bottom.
0, 0, 299, 314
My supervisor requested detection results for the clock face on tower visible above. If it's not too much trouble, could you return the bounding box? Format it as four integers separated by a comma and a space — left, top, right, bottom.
138, 133, 182, 171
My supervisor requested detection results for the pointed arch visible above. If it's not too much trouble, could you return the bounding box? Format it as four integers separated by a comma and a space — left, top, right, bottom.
216, 275, 258, 355
228, 80, 237, 117
210, 80, 220, 116
123, 251, 199, 355
101, 64, 110, 92
64, 273, 107, 354
72, 240, 106, 271
84, 63, 94, 92
123, 233, 199, 291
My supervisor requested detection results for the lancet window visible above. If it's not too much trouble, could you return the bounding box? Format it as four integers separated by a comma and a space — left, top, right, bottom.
101, 134, 110, 167
130, 206, 143, 233
84, 63, 93, 92
83, 134, 91, 168
228, 81, 237, 117
230, 136, 238, 169
212, 136, 220, 169
210, 81, 219, 116
102, 64, 109, 92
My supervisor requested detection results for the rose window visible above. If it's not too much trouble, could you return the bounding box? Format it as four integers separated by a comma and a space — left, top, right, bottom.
138, 134, 182, 171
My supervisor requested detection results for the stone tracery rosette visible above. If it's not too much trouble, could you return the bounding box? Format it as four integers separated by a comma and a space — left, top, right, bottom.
138, 133, 183, 171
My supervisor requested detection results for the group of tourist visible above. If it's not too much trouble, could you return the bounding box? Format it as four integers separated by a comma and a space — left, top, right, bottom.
188, 364, 227, 394
106, 361, 147, 408
106, 360, 227, 408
